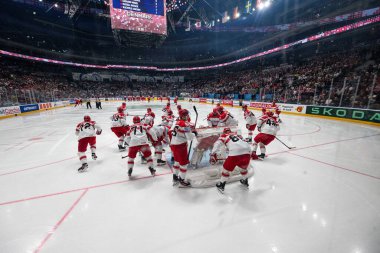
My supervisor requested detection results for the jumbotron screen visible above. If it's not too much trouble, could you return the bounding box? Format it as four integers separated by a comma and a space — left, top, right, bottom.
110, 0, 167, 35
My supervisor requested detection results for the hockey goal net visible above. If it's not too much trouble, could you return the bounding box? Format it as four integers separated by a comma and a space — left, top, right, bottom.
185, 126, 254, 188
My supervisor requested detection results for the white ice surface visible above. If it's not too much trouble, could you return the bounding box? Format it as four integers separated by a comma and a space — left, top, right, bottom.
0, 101, 379, 253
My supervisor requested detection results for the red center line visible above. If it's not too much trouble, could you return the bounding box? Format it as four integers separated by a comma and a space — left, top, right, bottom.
0, 171, 173, 206
33, 189, 88, 253
288, 152, 380, 180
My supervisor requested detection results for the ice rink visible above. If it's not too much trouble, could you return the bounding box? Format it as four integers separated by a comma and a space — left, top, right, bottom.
0, 101, 379, 253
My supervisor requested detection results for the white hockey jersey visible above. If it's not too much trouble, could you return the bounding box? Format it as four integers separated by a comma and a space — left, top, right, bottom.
244, 110, 257, 125
170, 120, 195, 145
161, 115, 175, 128
126, 123, 157, 147
218, 111, 238, 127
257, 115, 280, 136
211, 133, 251, 156
110, 113, 127, 128
152, 125, 170, 144
75, 121, 102, 140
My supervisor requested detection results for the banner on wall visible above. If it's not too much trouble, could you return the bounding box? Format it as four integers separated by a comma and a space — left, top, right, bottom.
200, 98, 207, 103
222, 100, 233, 106
0, 106, 21, 116
278, 104, 306, 114
39, 103, 53, 110
306, 106, 380, 123
20, 104, 39, 113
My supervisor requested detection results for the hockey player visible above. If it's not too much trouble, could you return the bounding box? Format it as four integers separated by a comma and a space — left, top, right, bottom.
210, 127, 251, 193
161, 110, 175, 128
150, 125, 170, 166
174, 96, 178, 105
121, 102, 127, 112
125, 116, 157, 177
177, 104, 182, 114
207, 108, 220, 127
110, 107, 130, 151
162, 102, 171, 116
251, 111, 280, 160
218, 106, 238, 127
242, 105, 257, 142
75, 115, 102, 172
170, 109, 196, 187
143, 107, 155, 126
145, 107, 155, 119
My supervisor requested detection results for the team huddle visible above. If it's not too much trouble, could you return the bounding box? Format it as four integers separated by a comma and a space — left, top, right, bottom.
74, 101, 281, 193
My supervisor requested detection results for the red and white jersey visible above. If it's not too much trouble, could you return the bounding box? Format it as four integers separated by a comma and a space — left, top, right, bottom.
110, 113, 127, 128
207, 112, 220, 127
170, 120, 195, 145
145, 111, 155, 119
75, 121, 102, 140
243, 110, 257, 125
143, 115, 155, 126
218, 111, 237, 126
212, 133, 251, 156
161, 115, 175, 127
126, 123, 157, 147
162, 106, 171, 116
257, 115, 280, 136
152, 125, 170, 144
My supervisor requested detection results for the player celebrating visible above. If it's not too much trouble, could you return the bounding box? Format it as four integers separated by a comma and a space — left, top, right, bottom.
218, 106, 238, 127
150, 125, 170, 166
110, 107, 129, 151
161, 110, 175, 128
251, 111, 280, 160
170, 109, 196, 187
210, 127, 251, 193
125, 116, 157, 177
242, 105, 257, 143
207, 108, 220, 127
162, 102, 171, 116
75, 115, 102, 172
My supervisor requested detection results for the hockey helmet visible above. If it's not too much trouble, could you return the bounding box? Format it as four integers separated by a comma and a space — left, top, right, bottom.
84, 115, 91, 122
147, 107, 152, 113
179, 109, 189, 119
133, 116, 141, 124
242, 104, 248, 111
223, 127, 232, 134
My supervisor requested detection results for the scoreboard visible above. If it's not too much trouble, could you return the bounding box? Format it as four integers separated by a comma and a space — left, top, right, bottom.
110, 0, 167, 35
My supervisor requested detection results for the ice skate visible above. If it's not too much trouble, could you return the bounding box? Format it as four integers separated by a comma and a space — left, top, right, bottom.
118, 145, 126, 152
258, 154, 265, 160
128, 168, 133, 177
157, 159, 166, 166
240, 178, 249, 189
178, 177, 191, 187
172, 174, 179, 186
149, 167, 156, 176
216, 181, 226, 193
78, 163, 88, 173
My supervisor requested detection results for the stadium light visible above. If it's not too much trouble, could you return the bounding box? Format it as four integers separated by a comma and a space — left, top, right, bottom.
257, 2, 264, 10
264, 1, 271, 8
236, 12, 241, 18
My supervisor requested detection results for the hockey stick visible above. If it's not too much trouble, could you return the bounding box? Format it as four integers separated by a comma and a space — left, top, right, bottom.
121, 155, 129, 159
187, 106, 198, 160
275, 136, 296, 149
